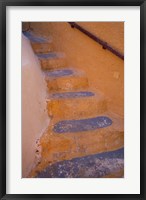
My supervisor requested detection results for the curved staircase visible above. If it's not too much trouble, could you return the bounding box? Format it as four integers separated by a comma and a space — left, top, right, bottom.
23, 31, 124, 178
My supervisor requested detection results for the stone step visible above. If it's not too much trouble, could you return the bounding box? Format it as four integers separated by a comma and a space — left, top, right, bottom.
51, 91, 94, 98
37, 52, 67, 70
53, 116, 112, 133
23, 31, 49, 43
45, 70, 88, 92
43, 68, 74, 78
31, 112, 124, 176
23, 31, 53, 53
36, 148, 124, 178
32, 42, 53, 54
47, 91, 107, 119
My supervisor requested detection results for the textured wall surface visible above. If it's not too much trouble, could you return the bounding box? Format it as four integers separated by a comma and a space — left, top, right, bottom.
22, 34, 49, 177
30, 22, 124, 117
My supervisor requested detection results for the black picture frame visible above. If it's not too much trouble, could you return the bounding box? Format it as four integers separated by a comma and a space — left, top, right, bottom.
0, 0, 145, 199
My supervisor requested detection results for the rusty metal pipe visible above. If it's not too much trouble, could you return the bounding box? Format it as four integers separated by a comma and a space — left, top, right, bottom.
68, 22, 124, 60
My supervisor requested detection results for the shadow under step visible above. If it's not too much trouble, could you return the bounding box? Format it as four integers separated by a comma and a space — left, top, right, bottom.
23, 31, 53, 53
37, 52, 67, 70
36, 148, 124, 178
47, 91, 107, 119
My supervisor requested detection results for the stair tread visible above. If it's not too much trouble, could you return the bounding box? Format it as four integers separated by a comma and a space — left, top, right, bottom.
50, 91, 95, 99
23, 31, 51, 43
37, 52, 65, 59
36, 148, 124, 178
53, 116, 112, 133
50, 111, 123, 133
45, 70, 87, 81
44, 69, 74, 78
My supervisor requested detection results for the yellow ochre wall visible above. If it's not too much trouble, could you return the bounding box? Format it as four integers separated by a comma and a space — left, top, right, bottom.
28, 22, 124, 117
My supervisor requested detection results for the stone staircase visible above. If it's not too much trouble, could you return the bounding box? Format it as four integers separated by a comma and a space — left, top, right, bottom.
23, 31, 124, 178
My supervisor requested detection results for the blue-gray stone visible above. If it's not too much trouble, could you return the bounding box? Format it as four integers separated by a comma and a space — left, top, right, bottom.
51, 91, 95, 99
23, 31, 48, 43
23, 31, 32, 38
37, 52, 58, 59
53, 116, 112, 133
45, 69, 74, 78
36, 148, 124, 178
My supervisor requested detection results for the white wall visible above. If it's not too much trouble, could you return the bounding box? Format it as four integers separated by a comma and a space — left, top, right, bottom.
22, 34, 49, 177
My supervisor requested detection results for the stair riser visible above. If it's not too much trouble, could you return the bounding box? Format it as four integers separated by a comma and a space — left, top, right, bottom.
31, 42, 53, 53
39, 58, 67, 70
47, 97, 107, 119
47, 76, 89, 92
76, 131, 124, 155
